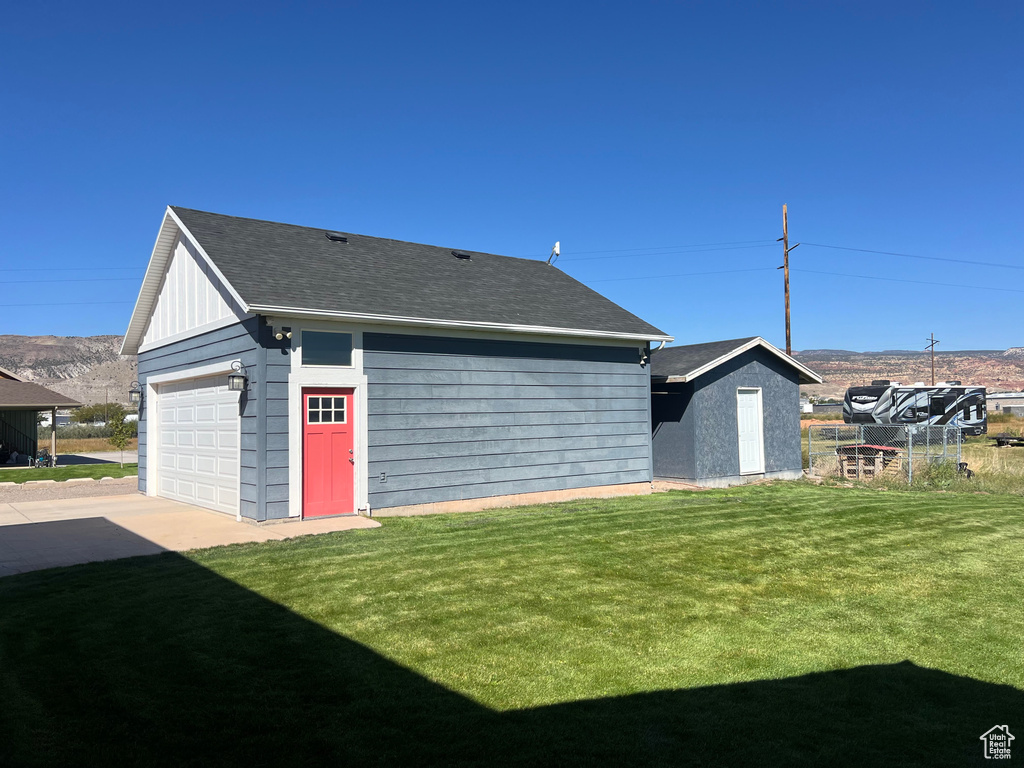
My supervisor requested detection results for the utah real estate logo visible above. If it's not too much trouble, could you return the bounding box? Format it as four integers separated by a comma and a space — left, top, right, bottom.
980, 725, 1014, 760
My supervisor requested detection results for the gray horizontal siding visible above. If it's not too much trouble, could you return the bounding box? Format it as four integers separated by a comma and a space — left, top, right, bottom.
371, 470, 647, 509
137, 319, 259, 510
368, 421, 649, 446
261, 331, 292, 519
366, 384, 648, 399
369, 432, 650, 462
364, 333, 652, 509
368, 396, 646, 415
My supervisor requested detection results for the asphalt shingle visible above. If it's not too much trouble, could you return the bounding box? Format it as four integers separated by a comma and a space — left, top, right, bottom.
172, 207, 668, 339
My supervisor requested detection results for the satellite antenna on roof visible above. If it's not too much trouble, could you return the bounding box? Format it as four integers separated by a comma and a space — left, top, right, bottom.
547, 241, 560, 265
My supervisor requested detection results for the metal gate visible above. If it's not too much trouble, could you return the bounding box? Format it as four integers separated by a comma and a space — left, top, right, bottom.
808, 424, 962, 482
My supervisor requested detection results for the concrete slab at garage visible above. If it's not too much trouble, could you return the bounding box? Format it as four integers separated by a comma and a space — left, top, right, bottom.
0, 495, 379, 577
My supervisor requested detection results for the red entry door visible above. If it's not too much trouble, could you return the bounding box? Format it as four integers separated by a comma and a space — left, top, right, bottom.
303, 388, 355, 518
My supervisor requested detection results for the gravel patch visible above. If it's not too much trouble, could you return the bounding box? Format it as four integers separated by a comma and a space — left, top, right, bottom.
0, 477, 140, 503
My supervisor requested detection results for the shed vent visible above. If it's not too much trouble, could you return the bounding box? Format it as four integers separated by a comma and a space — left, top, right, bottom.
451, 251, 472, 260
325, 232, 348, 243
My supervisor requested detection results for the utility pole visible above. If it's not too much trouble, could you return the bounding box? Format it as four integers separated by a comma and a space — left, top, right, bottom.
925, 333, 939, 385
777, 204, 800, 355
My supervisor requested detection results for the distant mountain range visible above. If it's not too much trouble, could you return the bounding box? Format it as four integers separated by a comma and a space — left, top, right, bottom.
1, 334, 1021, 405
0, 335, 137, 406
794, 347, 1024, 399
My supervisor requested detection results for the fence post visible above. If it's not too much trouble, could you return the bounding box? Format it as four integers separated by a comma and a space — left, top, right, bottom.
808, 424, 813, 475
907, 426, 913, 484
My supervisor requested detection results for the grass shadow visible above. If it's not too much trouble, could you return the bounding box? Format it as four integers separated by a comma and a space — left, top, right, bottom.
0, 529, 1020, 766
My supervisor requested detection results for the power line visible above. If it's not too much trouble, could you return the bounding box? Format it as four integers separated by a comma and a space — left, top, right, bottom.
0, 301, 135, 308
3, 277, 143, 285
546, 237, 1024, 272
791, 268, 1024, 295
555, 239, 776, 257
515, 239, 776, 259
561, 244, 777, 262
0, 267, 144, 273
581, 263, 1024, 296
587, 267, 777, 283
802, 242, 1024, 271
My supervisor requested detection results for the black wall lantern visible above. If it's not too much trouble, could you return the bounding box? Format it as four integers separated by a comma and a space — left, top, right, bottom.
128, 381, 142, 405
228, 361, 249, 392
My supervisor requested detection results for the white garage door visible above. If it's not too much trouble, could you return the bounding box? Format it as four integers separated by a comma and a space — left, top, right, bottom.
157, 374, 240, 515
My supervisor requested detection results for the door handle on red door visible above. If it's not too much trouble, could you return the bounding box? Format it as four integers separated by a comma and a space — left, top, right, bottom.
349, 457, 355, 464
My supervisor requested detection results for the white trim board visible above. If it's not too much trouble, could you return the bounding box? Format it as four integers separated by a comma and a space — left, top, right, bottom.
265, 314, 655, 350
253, 305, 672, 344
656, 337, 823, 385
138, 314, 244, 354
144, 359, 239, 385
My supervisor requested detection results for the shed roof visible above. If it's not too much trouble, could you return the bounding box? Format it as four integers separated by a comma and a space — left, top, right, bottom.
0, 380, 82, 410
651, 336, 823, 385
121, 207, 671, 354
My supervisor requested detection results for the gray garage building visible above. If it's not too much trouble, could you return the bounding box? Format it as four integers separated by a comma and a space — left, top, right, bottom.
121, 207, 671, 521
650, 337, 821, 487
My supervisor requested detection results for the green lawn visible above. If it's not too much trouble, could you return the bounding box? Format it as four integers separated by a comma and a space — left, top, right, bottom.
1, 484, 1022, 766
0, 462, 138, 484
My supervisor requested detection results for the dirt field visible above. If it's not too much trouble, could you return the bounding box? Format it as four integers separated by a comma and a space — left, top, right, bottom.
800, 419, 845, 429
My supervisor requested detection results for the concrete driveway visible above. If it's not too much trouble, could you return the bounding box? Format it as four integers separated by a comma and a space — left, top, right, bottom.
58, 451, 140, 466
0, 495, 379, 577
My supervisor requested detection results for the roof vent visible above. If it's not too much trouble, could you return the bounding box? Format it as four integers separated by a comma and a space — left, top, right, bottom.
325, 232, 348, 243
451, 250, 472, 260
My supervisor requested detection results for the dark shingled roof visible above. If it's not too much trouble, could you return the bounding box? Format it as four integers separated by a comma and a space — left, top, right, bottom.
651, 336, 822, 384
651, 338, 759, 378
171, 207, 668, 339
0, 380, 81, 409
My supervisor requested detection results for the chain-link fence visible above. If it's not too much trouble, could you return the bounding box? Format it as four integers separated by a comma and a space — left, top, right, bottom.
808, 424, 962, 483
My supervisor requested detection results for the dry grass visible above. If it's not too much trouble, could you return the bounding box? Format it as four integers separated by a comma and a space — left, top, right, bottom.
52, 438, 139, 454
962, 437, 1024, 479
803, 414, 1024, 494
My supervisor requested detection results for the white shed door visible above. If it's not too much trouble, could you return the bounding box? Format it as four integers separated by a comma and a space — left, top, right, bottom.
157, 374, 240, 515
737, 388, 764, 475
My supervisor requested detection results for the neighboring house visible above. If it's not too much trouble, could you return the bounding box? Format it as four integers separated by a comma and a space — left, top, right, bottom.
0, 368, 81, 461
37, 411, 73, 429
990, 392, 1024, 410
650, 337, 822, 487
121, 207, 672, 521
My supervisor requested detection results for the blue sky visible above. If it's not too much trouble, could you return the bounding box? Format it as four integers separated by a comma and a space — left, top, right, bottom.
2, 1, 1022, 351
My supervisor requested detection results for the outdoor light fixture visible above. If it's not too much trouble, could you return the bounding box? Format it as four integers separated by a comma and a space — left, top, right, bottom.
273, 326, 293, 341
128, 381, 142, 405
228, 361, 249, 392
